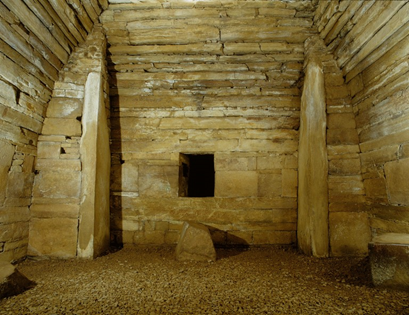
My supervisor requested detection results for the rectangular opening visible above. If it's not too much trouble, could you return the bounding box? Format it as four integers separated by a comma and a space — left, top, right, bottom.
179, 153, 215, 197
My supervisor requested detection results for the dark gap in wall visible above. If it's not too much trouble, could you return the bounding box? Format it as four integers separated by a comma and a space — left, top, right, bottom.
180, 154, 215, 197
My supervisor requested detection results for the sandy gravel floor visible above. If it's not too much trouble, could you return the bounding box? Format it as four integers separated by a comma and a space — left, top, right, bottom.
1, 246, 409, 314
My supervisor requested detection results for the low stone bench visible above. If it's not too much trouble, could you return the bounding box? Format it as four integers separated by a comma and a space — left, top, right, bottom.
369, 233, 409, 290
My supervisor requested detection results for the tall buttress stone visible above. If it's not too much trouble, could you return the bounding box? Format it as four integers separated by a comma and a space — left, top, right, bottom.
298, 36, 329, 258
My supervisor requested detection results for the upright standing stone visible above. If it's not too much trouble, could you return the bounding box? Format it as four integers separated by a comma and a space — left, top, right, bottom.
176, 222, 217, 262
77, 71, 111, 258
298, 36, 329, 257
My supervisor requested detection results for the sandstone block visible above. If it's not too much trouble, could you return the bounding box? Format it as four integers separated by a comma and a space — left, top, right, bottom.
329, 212, 371, 257
258, 172, 282, 197
384, 158, 409, 206
215, 171, 258, 197
257, 155, 283, 170
129, 26, 219, 45
364, 178, 388, 199
176, 222, 216, 262
110, 162, 139, 192
138, 165, 178, 198
33, 171, 81, 199
36, 142, 61, 159
327, 113, 356, 129
215, 156, 256, 171
46, 98, 82, 118
0, 262, 34, 299
41, 118, 82, 137
369, 233, 409, 290
30, 204, 79, 219
282, 169, 297, 197
329, 158, 361, 175
28, 218, 78, 258
327, 129, 359, 145
0, 140, 14, 204
6, 172, 33, 199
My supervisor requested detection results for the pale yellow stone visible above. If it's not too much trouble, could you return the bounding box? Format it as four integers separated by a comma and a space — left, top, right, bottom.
384, 158, 409, 206
215, 156, 256, 171
327, 113, 356, 129
364, 178, 388, 199
110, 162, 139, 192
139, 165, 179, 198
41, 118, 81, 137
78, 72, 111, 259
36, 142, 61, 159
258, 172, 282, 197
215, 171, 258, 197
46, 98, 82, 118
129, 26, 219, 45
28, 218, 78, 258
0, 140, 14, 204
33, 171, 81, 199
282, 169, 297, 197
329, 212, 371, 257
30, 204, 79, 219
6, 172, 33, 199
298, 40, 329, 258
329, 159, 361, 175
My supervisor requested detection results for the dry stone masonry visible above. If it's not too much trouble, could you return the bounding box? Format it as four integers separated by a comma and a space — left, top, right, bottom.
103, 0, 317, 248
0, 0, 407, 273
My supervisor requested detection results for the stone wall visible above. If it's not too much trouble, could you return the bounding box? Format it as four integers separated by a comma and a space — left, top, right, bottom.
315, 1, 409, 243
29, 25, 110, 258
102, 1, 317, 246
0, 0, 105, 262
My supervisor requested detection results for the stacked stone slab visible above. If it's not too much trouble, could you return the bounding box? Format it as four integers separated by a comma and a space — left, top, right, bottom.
103, 0, 318, 247
29, 25, 110, 258
0, 0, 106, 262
315, 1, 409, 245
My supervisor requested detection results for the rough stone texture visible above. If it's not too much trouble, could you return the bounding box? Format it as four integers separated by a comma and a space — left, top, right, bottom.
176, 222, 216, 262
29, 25, 110, 259
316, 0, 409, 239
0, 261, 34, 299
105, 1, 306, 247
384, 158, 409, 206
369, 233, 409, 290
28, 218, 78, 258
0, 0, 102, 262
297, 36, 329, 258
330, 212, 371, 257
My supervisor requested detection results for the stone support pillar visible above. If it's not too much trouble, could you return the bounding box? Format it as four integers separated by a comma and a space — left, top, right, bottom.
298, 37, 329, 257
77, 72, 110, 258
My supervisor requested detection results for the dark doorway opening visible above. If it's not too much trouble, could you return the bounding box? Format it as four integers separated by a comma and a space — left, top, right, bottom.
179, 154, 215, 197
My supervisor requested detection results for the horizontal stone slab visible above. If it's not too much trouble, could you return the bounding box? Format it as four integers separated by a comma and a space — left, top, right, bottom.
111, 95, 203, 108
114, 71, 267, 81
30, 204, 79, 219
112, 196, 297, 212
46, 98, 83, 118
129, 26, 219, 45
202, 96, 300, 109
41, 118, 82, 137
110, 43, 223, 57
221, 26, 316, 43
157, 116, 299, 130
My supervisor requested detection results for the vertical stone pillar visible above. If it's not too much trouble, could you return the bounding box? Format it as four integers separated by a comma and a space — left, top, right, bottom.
298, 37, 329, 257
77, 72, 110, 258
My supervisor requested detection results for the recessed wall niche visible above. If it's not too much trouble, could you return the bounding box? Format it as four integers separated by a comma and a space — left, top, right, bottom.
179, 153, 215, 198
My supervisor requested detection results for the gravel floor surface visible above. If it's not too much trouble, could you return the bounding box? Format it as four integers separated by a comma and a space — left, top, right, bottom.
1, 246, 409, 315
